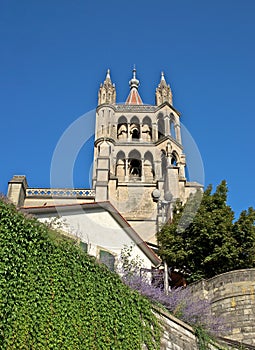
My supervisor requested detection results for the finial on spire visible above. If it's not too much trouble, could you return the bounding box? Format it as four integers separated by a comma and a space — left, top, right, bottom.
132, 66, 137, 79
129, 65, 140, 90
105, 68, 111, 82
161, 71, 165, 81
125, 66, 143, 105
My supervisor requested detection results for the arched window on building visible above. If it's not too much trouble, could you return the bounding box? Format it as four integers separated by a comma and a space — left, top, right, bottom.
117, 116, 128, 140
142, 116, 152, 141
171, 152, 178, 166
144, 151, 154, 181
128, 150, 142, 179
157, 114, 165, 140
130, 116, 140, 140
115, 151, 126, 180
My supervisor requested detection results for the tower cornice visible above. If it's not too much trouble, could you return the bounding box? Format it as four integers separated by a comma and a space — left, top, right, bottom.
155, 135, 183, 150
97, 102, 181, 116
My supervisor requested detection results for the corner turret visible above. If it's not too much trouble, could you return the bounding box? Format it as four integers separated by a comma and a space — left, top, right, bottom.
155, 71, 173, 106
98, 69, 116, 105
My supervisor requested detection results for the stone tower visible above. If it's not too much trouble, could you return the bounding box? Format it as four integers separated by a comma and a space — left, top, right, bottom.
93, 68, 202, 243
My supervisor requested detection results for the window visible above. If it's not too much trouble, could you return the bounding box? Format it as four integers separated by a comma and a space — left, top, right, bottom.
79, 241, 88, 253
99, 250, 115, 271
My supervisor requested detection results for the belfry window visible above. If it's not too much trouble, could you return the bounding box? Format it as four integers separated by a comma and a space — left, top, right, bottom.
142, 116, 152, 141
117, 116, 128, 140
131, 127, 140, 140
130, 116, 140, 140
115, 151, 125, 179
128, 150, 142, 180
171, 154, 177, 166
129, 159, 141, 177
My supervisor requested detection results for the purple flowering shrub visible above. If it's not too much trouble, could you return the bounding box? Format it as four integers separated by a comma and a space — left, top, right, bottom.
122, 273, 226, 336
118, 244, 227, 337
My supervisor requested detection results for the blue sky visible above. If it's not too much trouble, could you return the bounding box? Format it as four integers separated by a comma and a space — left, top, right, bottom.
1, 0, 255, 218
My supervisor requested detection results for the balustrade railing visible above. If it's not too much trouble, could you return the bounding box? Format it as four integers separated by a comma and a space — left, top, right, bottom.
26, 188, 95, 198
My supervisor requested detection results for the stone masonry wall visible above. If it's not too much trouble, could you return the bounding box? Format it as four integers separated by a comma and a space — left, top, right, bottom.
154, 308, 231, 350
190, 269, 255, 346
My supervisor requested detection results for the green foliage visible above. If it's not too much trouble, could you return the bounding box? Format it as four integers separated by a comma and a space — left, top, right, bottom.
0, 197, 161, 349
195, 327, 212, 350
157, 181, 255, 282
118, 244, 144, 277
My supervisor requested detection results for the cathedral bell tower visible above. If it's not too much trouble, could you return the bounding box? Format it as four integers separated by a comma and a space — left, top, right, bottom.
93, 68, 202, 243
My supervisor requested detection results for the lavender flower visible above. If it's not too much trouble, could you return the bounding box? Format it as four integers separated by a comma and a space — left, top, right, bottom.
122, 273, 226, 336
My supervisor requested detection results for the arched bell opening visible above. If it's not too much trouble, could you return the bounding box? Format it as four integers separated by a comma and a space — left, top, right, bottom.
115, 151, 126, 180
144, 151, 155, 181
131, 127, 140, 140
142, 116, 152, 141
128, 150, 142, 180
171, 153, 178, 166
130, 116, 140, 140
117, 116, 128, 140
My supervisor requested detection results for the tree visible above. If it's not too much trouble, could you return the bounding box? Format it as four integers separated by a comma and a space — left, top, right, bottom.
157, 180, 255, 282
232, 207, 255, 269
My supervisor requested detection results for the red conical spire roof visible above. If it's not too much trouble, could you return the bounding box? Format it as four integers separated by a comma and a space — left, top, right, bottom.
125, 67, 143, 105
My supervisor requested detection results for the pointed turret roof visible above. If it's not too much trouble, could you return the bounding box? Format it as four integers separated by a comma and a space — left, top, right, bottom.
159, 71, 167, 87
98, 68, 116, 105
125, 67, 143, 105
101, 69, 114, 87
155, 71, 173, 106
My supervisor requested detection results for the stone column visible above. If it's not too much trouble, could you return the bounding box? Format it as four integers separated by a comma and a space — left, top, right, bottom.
141, 158, 144, 181
127, 124, 131, 141
125, 157, 129, 181
152, 122, 157, 142
176, 125, 182, 144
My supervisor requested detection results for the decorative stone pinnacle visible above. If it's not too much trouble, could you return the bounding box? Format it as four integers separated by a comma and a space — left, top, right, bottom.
105, 68, 111, 82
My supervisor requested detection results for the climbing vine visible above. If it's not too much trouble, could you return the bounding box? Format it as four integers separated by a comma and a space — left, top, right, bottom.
0, 197, 161, 349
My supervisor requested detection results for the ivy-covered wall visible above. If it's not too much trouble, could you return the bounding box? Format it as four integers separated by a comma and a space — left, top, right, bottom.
0, 198, 161, 349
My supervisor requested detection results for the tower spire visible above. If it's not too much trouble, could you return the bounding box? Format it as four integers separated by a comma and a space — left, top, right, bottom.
98, 68, 116, 105
155, 71, 173, 106
125, 66, 143, 105
105, 68, 112, 82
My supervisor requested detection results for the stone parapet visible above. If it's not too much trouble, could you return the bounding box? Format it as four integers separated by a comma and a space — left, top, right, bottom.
190, 269, 255, 346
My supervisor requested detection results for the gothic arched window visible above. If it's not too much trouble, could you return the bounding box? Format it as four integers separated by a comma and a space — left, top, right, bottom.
128, 150, 142, 179
117, 116, 128, 140
144, 151, 154, 180
142, 116, 152, 141
115, 151, 126, 179
130, 116, 140, 140
171, 153, 177, 166
171, 151, 179, 169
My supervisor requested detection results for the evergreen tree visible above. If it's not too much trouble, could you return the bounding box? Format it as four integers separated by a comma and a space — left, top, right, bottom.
157, 180, 255, 282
